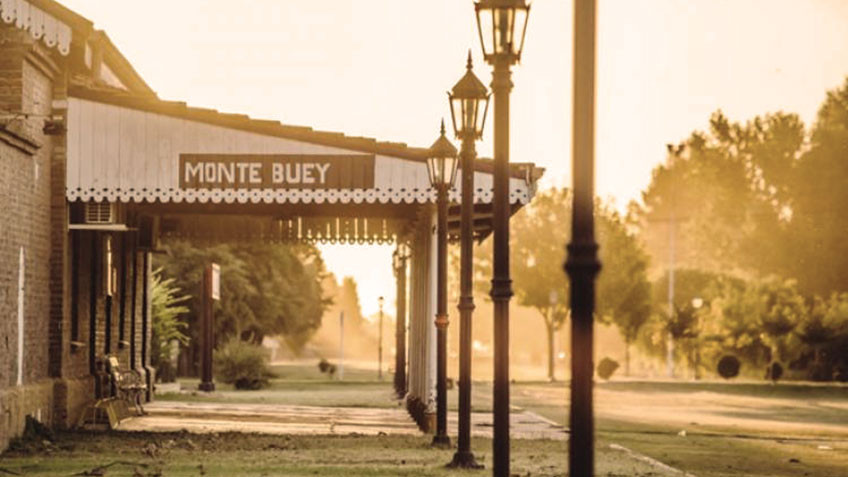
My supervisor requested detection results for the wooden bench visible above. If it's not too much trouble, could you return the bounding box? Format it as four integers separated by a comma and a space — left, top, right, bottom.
105, 355, 147, 416
77, 355, 147, 430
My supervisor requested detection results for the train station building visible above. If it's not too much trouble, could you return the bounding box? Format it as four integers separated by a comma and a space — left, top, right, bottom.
0, 0, 541, 449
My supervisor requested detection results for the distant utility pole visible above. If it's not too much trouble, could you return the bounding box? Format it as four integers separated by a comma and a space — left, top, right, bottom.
667, 216, 675, 379
665, 142, 685, 380
339, 311, 344, 381
378, 296, 384, 380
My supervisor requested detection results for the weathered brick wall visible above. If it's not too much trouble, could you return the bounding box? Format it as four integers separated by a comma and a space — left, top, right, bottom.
0, 26, 58, 449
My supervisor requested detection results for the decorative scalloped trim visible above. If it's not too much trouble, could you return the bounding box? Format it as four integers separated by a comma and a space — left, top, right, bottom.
65, 187, 532, 205
0, 0, 72, 56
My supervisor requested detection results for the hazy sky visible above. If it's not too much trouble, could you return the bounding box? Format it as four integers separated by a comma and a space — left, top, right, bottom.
60, 0, 848, 315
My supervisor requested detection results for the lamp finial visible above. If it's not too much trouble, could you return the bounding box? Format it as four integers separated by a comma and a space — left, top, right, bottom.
467, 49, 473, 70
440, 118, 446, 136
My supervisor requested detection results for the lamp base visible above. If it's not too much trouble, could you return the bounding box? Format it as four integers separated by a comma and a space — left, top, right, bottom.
448, 450, 483, 469
431, 434, 451, 448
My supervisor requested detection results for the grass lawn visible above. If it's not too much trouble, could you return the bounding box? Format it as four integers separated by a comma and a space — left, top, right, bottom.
52, 361, 848, 476
0, 430, 662, 476
160, 362, 494, 412
511, 380, 848, 477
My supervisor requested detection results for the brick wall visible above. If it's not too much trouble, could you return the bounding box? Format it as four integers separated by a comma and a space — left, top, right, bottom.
0, 26, 58, 449
1, 24, 157, 447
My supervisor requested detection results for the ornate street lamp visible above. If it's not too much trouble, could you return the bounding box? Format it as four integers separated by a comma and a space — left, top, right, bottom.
447, 51, 488, 469
426, 120, 459, 448
393, 244, 410, 398
565, 1, 600, 477
474, 1, 530, 475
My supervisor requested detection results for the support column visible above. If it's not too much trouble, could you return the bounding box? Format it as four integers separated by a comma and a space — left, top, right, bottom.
407, 240, 420, 402
432, 186, 450, 448
141, 252, 155, 400
199, 264, 216, 392
426, 211, 438, 425
393, 248, 408, 398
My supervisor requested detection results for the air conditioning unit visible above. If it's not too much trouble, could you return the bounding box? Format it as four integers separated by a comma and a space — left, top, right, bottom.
85, 201, 115, 224
69, 201, 128, 230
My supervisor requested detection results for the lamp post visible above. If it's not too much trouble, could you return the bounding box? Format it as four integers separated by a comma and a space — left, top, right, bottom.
447, 51, 489, 469
426, 120, 459, 448
378, 296, 384, 381
474, 1, 530, 474
565, 1, 600, 476
393, 246, 409, 397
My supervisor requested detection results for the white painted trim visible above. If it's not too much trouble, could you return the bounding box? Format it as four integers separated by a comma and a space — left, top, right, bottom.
0, 0, 72, 56
17, 246, 25, 387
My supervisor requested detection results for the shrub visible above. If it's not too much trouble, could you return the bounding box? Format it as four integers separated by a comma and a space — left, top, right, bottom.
214, 339, 274, 390
318, 358, 337, 377
717, 355, 741, 379
596, 357, 619, 380
766, 361, 783, 382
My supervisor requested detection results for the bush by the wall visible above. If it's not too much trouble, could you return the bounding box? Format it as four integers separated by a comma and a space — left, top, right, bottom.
214, 339, 274, 390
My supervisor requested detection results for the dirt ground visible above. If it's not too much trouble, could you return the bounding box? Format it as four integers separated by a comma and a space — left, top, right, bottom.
0, 430, 667, 476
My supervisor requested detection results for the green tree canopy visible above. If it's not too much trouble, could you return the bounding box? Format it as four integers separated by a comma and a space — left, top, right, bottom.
154, 241, 331, 354
476, 187, 652, 377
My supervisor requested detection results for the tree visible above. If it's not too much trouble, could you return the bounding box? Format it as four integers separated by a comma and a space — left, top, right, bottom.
338, 276, 366, 329
651, 269, 725, 377
713, 277, 807, 374
784, 79, 848, 296
154, 241, 331, 375
637, 111, 805, 280
639, 81, 848, 298
796, 293, 848, 380
150, 268, 191, 382
477, 188, 652, 379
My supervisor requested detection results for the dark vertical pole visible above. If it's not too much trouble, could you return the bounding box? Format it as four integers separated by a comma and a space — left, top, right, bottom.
491, 56, 513, 477
199, 264, 215, 392
104, 236, 112, 355
451, 134, 481, 468
70, 230, 79, 342
89, 232, 98, 375
130, 242, 138, 369
565, 1, 600, 476
394, 253, 408, 398
432, 185, 451, 448
141, 252, 150, 389
378, 301, 384, 380
118, 233, 127, 347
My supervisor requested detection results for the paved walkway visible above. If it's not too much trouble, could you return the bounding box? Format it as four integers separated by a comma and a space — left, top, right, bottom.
118, 401, 568, 440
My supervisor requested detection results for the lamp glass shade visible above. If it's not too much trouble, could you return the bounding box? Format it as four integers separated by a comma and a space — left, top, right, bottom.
475, 0, 530, 61
449, 94, 490, 139
426, 154, 460, 188
427, 122, 459, 188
